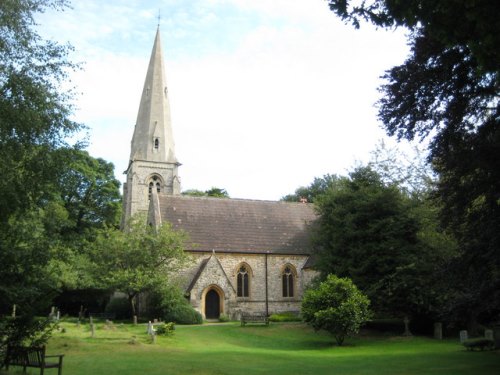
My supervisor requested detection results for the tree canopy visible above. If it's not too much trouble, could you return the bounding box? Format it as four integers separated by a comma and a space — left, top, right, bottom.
326, 0, 500, 327
92, 216, 190, 317
313, 166, 455, 319
302, 274, 371, 346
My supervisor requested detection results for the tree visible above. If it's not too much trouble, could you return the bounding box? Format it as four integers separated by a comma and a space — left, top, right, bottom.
313, 166, 452, 319
182, 187, 230, 198
281, 174, 340, 203
326, 0, 500, 327
57, 149, 122, 233
0, 0, 81, 314
92, 216, 190, 317
302, 274, 371, 346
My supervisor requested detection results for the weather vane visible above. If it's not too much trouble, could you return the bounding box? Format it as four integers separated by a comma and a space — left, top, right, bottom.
157, 9, 161, 27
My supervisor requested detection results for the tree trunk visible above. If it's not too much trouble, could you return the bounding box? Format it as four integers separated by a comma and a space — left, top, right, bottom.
128, 294, 137, 318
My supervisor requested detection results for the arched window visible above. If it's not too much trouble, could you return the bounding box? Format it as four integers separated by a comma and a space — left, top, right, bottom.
148, 175, 161, 197
237, 265, 249, 297
282, 266, 294, 298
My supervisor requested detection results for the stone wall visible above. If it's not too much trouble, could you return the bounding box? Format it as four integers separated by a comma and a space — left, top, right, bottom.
180, 251, 318, 319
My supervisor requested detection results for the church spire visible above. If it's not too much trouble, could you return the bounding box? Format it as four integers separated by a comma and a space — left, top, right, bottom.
122, 28, 181, 224
129, 27, 177, 164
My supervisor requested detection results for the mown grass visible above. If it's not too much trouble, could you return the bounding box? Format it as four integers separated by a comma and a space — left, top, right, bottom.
4, 321, 500, 375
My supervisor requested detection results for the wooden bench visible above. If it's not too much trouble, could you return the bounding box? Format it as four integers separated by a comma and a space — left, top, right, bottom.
3, 345, 64, 375
241, 313, 269, 326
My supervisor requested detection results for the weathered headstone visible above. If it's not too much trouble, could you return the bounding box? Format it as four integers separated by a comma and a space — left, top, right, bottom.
459, 330, 468, 343
49, 306, 55, 320
56, 310, 60, 321
11, 304, 16, 318
90, 323, 95, 338
89, 316, 93, 325
434, 322, 443, 340
154, 318, 158, 323
133, 315, 138, 325
147, 321, 154, 335
403, 316, 412, 336
493, 327, 500, 349
484, 329, 493, 341
78, 305, 84, 320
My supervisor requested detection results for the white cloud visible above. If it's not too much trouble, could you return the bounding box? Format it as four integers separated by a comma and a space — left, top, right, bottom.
37, 0, 410, 200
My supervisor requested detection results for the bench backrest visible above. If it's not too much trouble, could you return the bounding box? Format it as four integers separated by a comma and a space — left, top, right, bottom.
7, 345, 45, 365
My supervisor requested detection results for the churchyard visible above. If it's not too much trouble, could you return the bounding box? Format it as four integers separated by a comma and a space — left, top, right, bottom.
2, 320, 498, 375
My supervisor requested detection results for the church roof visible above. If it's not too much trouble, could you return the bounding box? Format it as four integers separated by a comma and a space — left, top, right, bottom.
157, 195, 317, 255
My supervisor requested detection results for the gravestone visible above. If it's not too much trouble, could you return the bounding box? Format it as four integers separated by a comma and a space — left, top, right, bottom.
133, 315, 137, 325
147, 321, 154, 335
56, 310, 60, 321
459, 330, 468, 343
403, 317, 412, 336
434, 323, 443, 340
484, 329, 493, 341
11, 304, 16, 318
49, 306, 55, 320
90, 323, 95, 338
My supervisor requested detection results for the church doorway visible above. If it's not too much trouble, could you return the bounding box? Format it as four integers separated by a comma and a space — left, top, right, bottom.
205, 289, 220, 319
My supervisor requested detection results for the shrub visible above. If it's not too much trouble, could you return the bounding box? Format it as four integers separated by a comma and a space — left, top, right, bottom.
105, 296, 131, 320
269, 312, 302, 322
218, 314, 230, 322
463, 338, 494, 351
155, 322, 175, 336
302, 274, 371, 346
147, 284, 203, 325
165, 304, 203, 325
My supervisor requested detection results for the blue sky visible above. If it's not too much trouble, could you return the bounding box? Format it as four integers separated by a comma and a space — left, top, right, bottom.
37, 0, 411, 200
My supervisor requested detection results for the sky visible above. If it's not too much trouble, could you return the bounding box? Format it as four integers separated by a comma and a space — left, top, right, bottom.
37, 0, 412, 201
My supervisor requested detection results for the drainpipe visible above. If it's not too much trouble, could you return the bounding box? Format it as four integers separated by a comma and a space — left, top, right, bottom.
265, 251, 269, 317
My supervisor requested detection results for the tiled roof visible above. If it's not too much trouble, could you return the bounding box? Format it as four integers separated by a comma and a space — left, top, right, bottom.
158, 195, 317, 255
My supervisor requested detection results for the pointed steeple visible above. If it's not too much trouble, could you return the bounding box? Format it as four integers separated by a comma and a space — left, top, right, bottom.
122, 28, 181, 225
129, 27, 177, 164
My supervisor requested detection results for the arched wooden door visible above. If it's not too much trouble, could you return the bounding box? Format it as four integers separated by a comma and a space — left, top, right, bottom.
205, 289, 220, 319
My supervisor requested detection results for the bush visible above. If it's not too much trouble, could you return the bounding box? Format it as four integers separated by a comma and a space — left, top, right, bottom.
165, 304, 203, 325
155, 322, 175, 336
269, 312, 302, 322
105, 296, 131, 320
302, 274, 371, 346
146, 284, 202, 325
218, 314, 230, 322
463, 338, 494, 351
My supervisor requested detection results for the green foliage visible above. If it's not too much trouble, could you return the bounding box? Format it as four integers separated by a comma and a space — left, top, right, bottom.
105, 296, 132, 320
462, 338, 495, 351
145, 283, 202, 325
165, 303, 203, 325
313, 166, 452, 318
93, 216, 190, 317
155, 322, 175, 336
268, 312, 302, 322
218, 314, 230, 323
302, 275, 371, 346
281, 174, 340, 203
326, 0, 500, 327
0, 315, 56, 358
182, 187, 230, 198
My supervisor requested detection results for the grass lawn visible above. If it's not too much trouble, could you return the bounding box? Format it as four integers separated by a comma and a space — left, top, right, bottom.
3, 321, 499, 375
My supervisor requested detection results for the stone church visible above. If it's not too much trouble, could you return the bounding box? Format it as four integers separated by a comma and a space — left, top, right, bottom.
122, 28, 317, 320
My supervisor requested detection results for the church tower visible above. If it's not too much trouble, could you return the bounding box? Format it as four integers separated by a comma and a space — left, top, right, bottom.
122, 27, 181, 224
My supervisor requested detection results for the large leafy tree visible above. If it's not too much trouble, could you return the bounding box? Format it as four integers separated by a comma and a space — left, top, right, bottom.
92, 216, 190, 318
326, 0, 500, 327
0, 0, 82, 314
281, 174, 340, 203
313, 167, 452, 319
